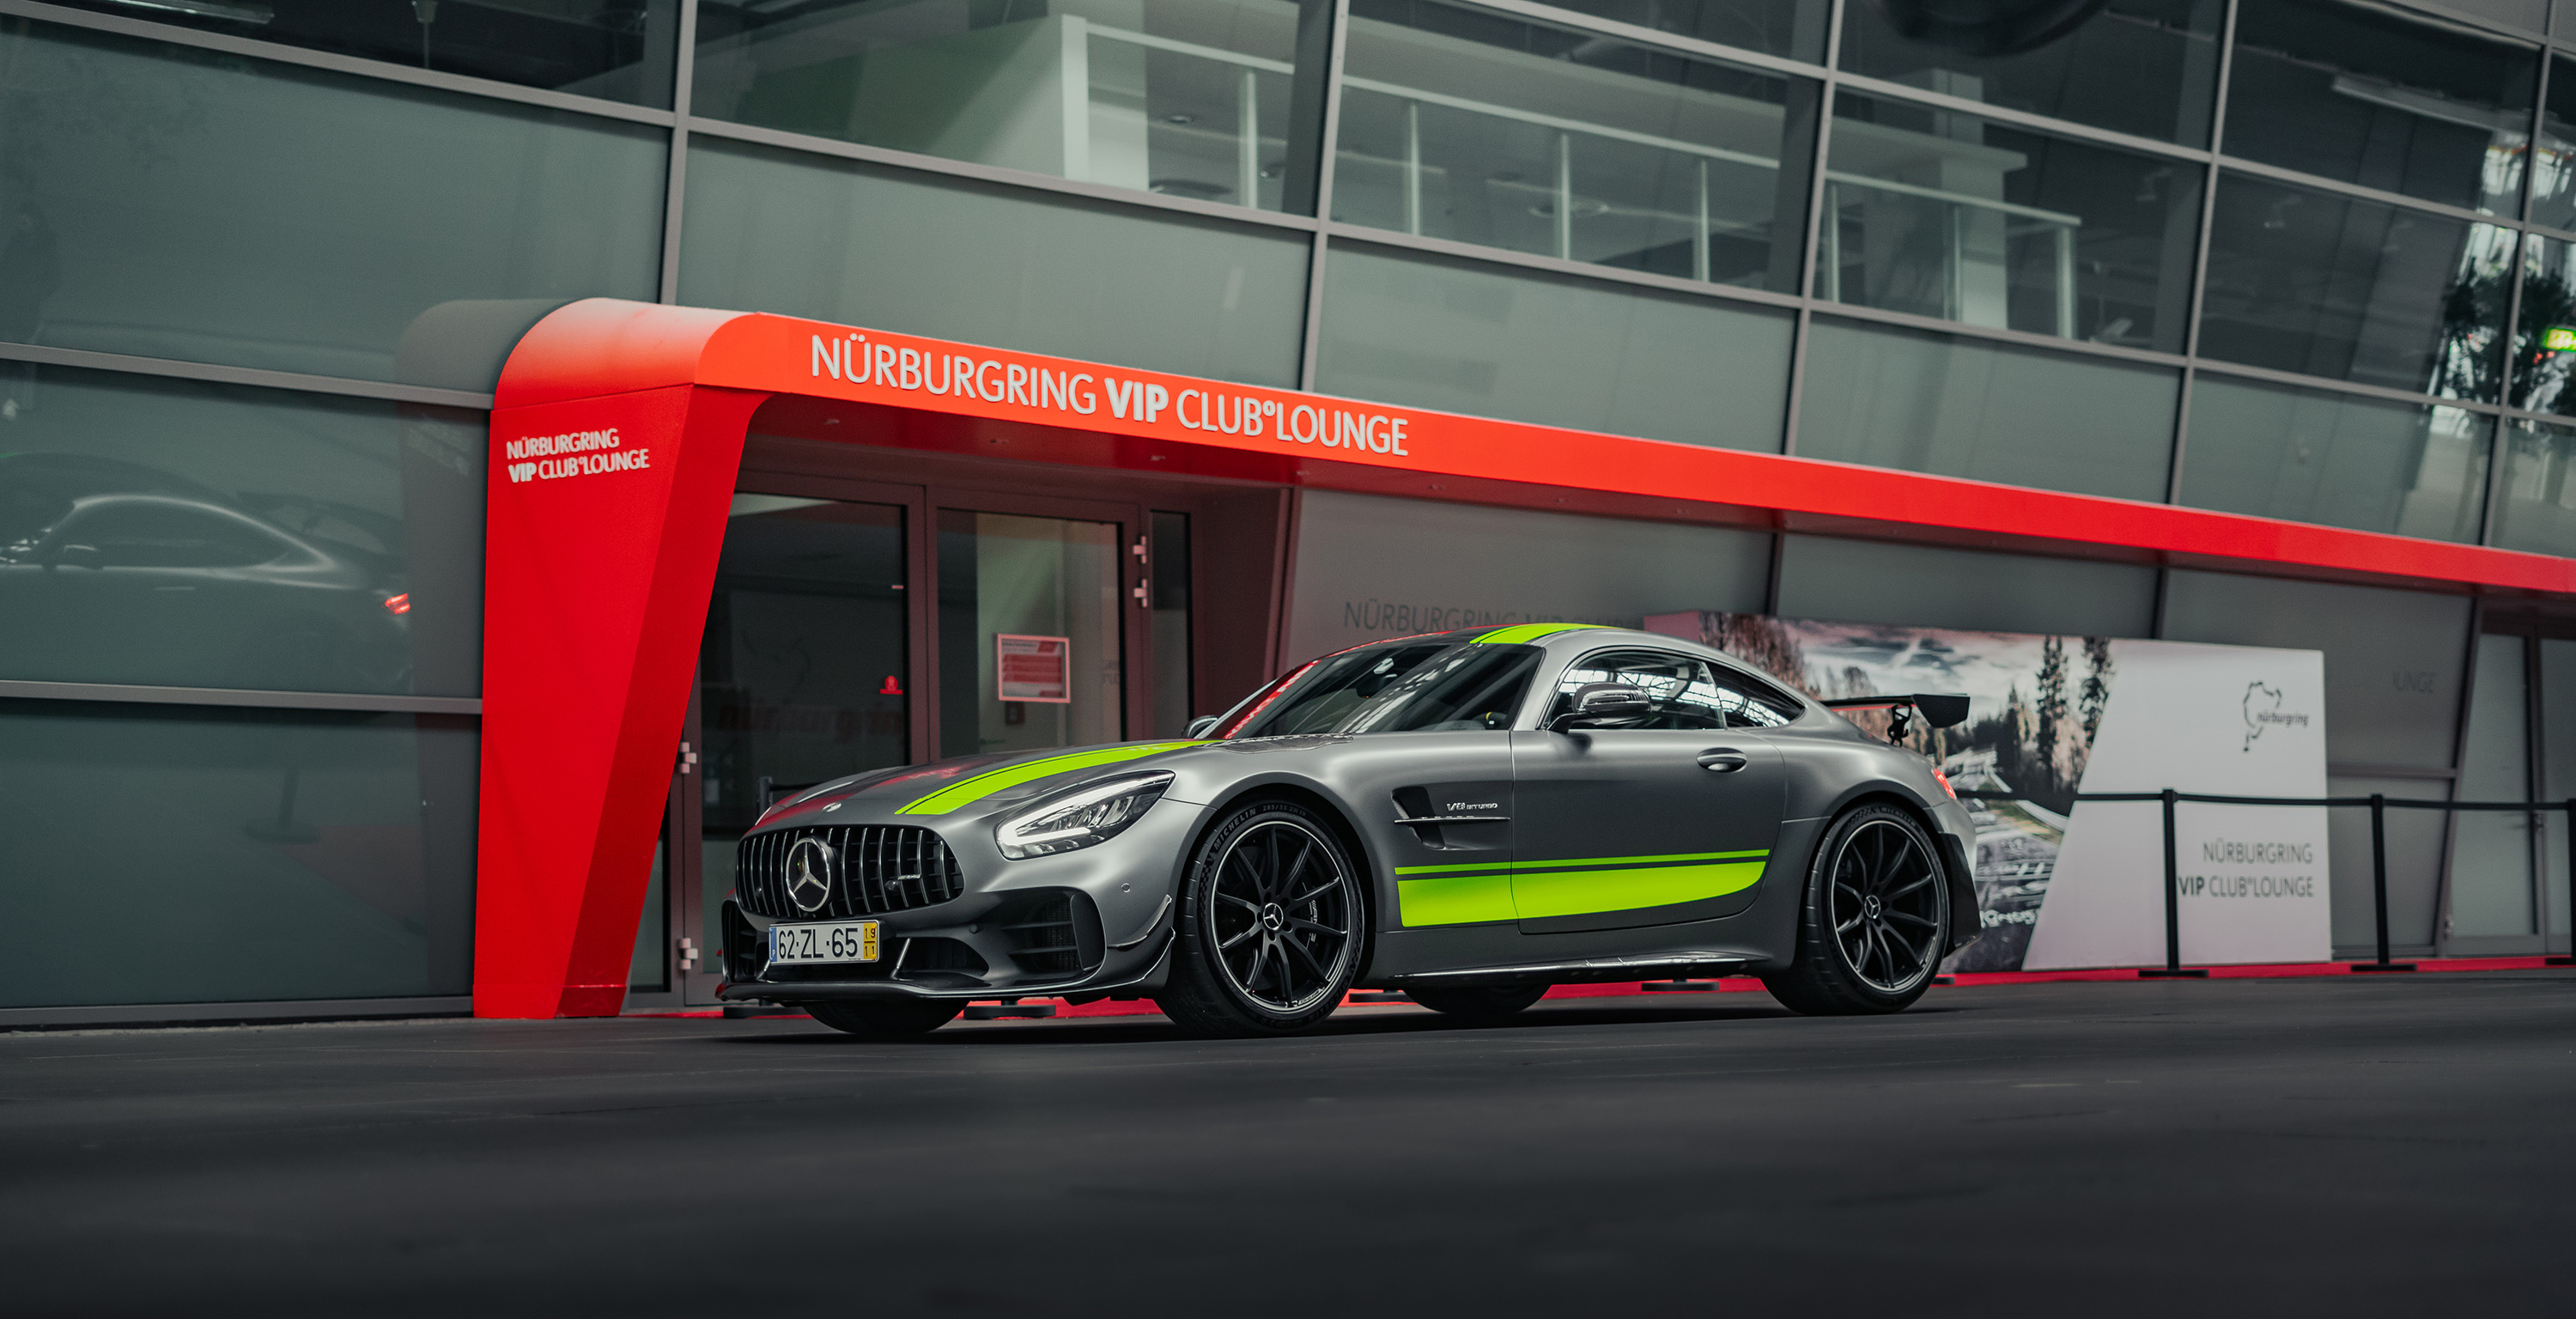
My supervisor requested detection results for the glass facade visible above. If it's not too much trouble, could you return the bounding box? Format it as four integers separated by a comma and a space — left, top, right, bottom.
17, 0, 2576, 1018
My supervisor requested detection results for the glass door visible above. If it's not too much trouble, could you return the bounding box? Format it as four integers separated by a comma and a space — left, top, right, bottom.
683, 493, 914, 1004
936, 508, 1127, 758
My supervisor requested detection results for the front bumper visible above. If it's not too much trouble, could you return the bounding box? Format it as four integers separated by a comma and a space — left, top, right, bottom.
716, 795, 1205, 1004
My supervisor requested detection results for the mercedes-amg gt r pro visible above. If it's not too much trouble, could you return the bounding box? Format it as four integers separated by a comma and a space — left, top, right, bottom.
718, 623, 1979, 1037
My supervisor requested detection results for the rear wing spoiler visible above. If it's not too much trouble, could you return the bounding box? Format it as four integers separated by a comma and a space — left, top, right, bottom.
1819, 693, 1971, 742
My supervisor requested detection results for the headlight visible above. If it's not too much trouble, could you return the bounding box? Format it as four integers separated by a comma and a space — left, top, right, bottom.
995, 772, 1173, 860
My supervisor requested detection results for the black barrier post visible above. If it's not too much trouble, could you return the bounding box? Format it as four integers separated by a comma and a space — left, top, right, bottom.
2555, 799, 2576, 967
2353, 793, 2415, 973
2139, 787, 2208, 978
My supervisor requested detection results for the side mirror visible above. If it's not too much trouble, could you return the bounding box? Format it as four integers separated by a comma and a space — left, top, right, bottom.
51, 542, 101, 569
1550, 682, 1653, 732
1186, 715, 1221, 739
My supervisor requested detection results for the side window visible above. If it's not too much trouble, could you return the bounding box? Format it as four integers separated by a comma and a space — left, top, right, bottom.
1547, 649, 1726, 731
1698, 664, 1801, 729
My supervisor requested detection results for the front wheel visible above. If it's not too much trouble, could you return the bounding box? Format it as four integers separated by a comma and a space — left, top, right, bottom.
1156, 799, 1364, 1037
805, 1000, 963, 1038
1762, 804, 1950, 1016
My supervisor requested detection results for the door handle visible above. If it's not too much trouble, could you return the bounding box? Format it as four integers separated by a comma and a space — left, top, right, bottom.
1697, 749, 1749, 773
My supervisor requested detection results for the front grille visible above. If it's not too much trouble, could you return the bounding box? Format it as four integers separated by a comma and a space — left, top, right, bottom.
736, 825, 967, 919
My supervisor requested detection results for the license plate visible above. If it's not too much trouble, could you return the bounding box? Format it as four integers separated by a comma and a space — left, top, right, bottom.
766, 920, 879, 965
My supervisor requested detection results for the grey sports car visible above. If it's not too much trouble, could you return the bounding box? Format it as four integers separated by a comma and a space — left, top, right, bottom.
718, 623, 1979, 1037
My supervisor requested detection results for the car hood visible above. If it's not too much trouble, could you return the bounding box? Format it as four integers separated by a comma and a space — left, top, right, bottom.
748, 739, 1226, 834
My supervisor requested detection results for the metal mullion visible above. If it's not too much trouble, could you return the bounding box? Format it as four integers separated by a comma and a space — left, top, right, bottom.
0, 0, 676, 129
1326, 226, 1805, 312
2189, 356, 2511, 413
684, 117, 1323, 237
658, 0, 699, 306
1810, 301, 2194, 370
0, 342, 493, 409
1779, 0, 1844, 459
1298, 0, 1353, 392
2169, 0, 2239, 504
2483, 51, 2553, 544
0, 679, 480, 715
1833, 71, 2217, 166
2215, 155, 2512, 228
1439, 0, 1822, 82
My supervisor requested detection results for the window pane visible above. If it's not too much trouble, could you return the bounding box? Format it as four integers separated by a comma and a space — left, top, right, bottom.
1540, 0, 1829, 64
1149, 510, 1194, 735
0, 21, 664, 389
0, 701, 476, 1010
1331, 0, 1819, 292
683, 140, 1306, 386
0, 366, 483, 696
2197, 175, 2512, 402
2223, 0, 2535, 215
2178, 375, 2490, 542
1837, 0, 2221, 146
1820, 92, 2202, 351
2493, 418, 2576, 556
2451, 634, 2537, 939
692, 0, 1327, 216
1795, 317, 2178, 501
1315, 243, 1792, 447
2535, 56, 2576, 228
54, 1, 680, 106
937, 510, 1124, 758
2514, 232, 2576, 416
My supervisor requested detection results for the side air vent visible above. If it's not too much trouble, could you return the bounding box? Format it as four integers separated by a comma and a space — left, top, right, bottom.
735, 825, 967, 919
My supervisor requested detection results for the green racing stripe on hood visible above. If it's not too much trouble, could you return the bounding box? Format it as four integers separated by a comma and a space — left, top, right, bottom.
1472, 623, 1606, 645
895, 741, 1206, 816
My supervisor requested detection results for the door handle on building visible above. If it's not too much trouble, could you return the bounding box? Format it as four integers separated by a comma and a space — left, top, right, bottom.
1697, 749, 1748, 773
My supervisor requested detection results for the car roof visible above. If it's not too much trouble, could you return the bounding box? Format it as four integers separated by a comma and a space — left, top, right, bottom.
1336, 624, 1800, 693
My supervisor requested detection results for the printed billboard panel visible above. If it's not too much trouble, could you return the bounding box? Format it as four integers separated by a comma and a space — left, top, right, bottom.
1649, 613, 2331, 969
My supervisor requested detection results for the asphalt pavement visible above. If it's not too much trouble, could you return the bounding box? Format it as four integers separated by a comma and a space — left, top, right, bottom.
4, 972, 2573, 1316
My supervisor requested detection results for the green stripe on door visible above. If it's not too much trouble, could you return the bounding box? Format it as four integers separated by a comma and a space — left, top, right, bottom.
896, 741, 1205, 816
1394, 850, 1771, 925
1508, 860, 1768, 921
1471, 623, 1607, 645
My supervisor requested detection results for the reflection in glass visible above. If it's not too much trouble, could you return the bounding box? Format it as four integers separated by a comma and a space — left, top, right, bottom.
1543, 0, 1828, 64
698, 497, 910, 837
938, 510, 1123, 757
1315, 242, 1794, 447
2198, 175, 2512, 402
2532, 56, 2576, 228
2513, 234, 2576, 416
54, 0, 682, 106
1820, 92, 2202, 351
1836, 0, 2220, 146
692, 0, 1327, 215
1795, 316, 2178, 501
2224, 0, 2535, 215
1150, 510, 1194, 735
0, 367, 483, 696
2493, 419, 2576, 556
0, 21, 664, 388
2451, 634, 2538, 939
0, 701, 477, 1009
1330, 0, 1818, 291
2178, 375, 2491, 543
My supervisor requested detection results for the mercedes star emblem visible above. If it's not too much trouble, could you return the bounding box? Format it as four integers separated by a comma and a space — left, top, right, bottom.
784, 836, 835, 914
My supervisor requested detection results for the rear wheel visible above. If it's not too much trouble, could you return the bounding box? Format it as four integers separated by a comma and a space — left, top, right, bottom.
805, 1000, 963, 1038
1157, 799, 1364, 1037
1762, 803, 1949, 1016
1406, 982, 1548, 1022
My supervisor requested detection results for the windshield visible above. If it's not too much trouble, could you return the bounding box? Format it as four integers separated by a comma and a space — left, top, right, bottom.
1224, 643, 1540, 738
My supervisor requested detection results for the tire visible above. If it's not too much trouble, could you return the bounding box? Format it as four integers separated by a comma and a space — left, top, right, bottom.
804, 1000, 963, 1038
1762, 803, 1951, 1016
1406, 982, 1548, 1022
1156, 799, 1365, 1037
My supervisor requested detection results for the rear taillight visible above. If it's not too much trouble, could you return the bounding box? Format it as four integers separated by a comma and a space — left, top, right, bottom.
381, 593, 411, 615
1932, 768, 1958, 801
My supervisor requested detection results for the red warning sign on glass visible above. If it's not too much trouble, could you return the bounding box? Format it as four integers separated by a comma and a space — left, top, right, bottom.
995, 634, 1072, 703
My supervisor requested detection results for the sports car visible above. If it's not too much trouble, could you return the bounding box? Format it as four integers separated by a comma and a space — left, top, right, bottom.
717, 623, 1979, 1037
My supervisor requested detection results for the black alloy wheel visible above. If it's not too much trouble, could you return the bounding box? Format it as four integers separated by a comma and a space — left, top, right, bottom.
1158, 799, 1364, 1036
1763, 803, 1950, 1015
805, 999, 963, 1038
